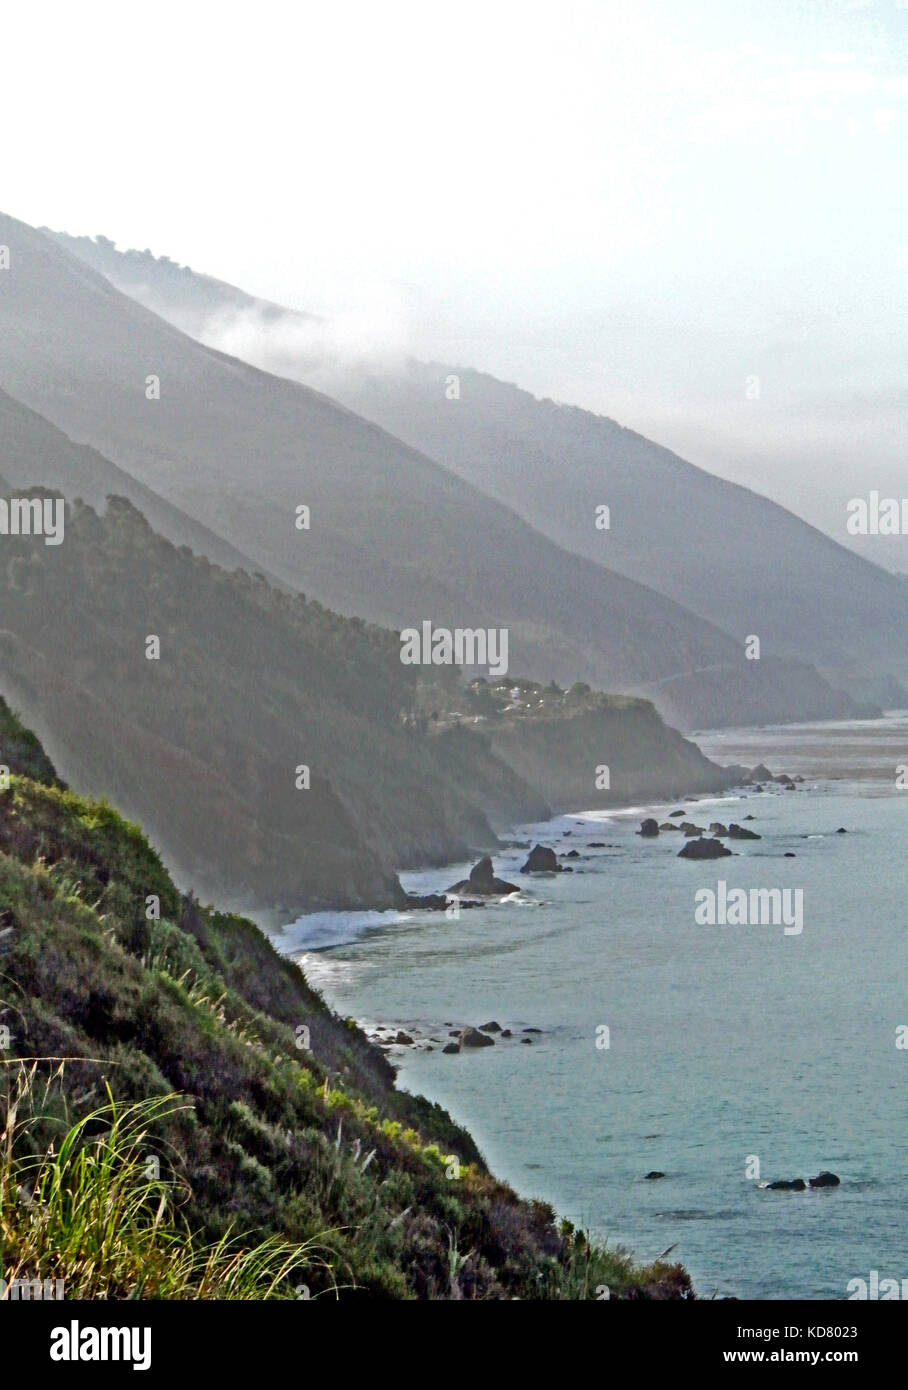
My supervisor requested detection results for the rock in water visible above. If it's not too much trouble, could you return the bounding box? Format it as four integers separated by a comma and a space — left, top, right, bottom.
679, 837, 732, 860
448, 856, 520, 896
638, 818, 659, 837
460, 1026, 495, 1048
521, 843, 561, 873
809, 1170, 840, 1188
764, 1173, 840, 1190
709, 822, 729, 836
442, 1042, 460, 1055
644, 1170, 665, 1180
404, 891, 484, 910
728, 822, 761, 840
479, 1021, 502, 1033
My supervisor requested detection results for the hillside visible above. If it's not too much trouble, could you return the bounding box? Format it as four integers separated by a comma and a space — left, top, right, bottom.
0, 475, 758, 918
487, 692, 743, 811
0, 387, 285, 585
52, 230, 907, 710
0, 703, 690, 1299
0, 486, 558, 913
0, 214, 867, 731
328, 364, 908, 702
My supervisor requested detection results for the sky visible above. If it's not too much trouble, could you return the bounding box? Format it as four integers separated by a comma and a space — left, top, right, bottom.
4, 0, 907, 560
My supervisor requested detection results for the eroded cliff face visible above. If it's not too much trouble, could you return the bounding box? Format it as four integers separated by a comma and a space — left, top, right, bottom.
487, 697, 741, 813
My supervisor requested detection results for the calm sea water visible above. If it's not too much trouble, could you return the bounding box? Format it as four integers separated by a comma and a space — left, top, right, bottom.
278, 713, 908, 1299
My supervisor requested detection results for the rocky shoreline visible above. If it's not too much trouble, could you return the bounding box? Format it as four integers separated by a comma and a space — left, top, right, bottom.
376, 760, 825, 1058
401, 761, 811, 906
363, 1017, 547, 1058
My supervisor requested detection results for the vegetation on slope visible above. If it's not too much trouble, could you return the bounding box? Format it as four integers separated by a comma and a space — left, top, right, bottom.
413, 676, 741, 809
0, 487, 740, 916
0, 489, 546, 911
0, 711, 692, 1299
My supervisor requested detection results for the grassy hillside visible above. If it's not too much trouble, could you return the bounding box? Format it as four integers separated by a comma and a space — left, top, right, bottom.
0, 712, 691, 1299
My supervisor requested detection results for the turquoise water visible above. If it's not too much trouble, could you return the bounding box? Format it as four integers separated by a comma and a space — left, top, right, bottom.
278, 713, 908, 1299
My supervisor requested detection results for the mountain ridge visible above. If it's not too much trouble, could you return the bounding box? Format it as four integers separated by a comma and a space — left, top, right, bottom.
50, 227, 907, 708
0, 465, 750, 915
0, 212, 868, 732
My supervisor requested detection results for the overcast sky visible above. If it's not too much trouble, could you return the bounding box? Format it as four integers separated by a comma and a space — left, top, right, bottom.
5, 0, 907, 559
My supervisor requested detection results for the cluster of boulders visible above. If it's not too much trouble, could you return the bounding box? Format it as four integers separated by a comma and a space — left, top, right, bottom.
645, 1168, 841, 1189
442, 1022, 542, 1054
369, 1026, 429, 1052
368, 1018, 544, 1056
403, 891, 484, 910
743, 764, 804, 792
638, 814, 767, 858
421, 765, 822, 907
640, 816, 761, 843
762, 1170, 840, 1191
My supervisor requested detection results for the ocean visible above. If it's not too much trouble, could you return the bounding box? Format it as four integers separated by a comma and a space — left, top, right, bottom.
276, 712, 908, 1299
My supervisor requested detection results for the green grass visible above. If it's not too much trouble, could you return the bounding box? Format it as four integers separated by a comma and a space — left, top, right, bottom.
1, 1063, 333, 1299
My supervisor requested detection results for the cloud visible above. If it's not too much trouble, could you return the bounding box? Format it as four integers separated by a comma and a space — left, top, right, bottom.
186, 287, 417, 381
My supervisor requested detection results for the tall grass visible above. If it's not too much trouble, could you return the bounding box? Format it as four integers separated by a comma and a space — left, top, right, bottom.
1, 1062, 335, 1299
